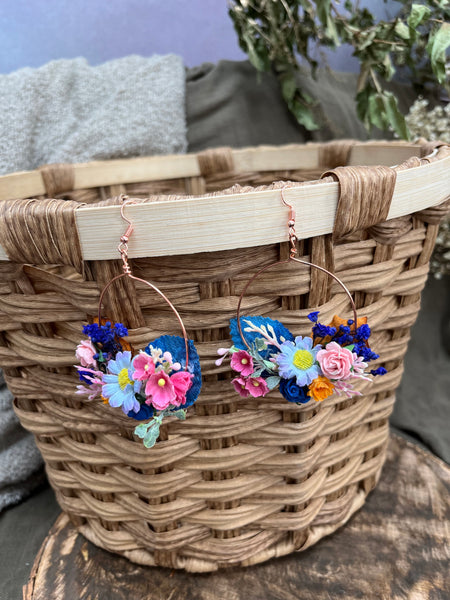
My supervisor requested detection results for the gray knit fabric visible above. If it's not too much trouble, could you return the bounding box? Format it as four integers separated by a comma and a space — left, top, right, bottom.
0, 54, 187, 175
0, 54, 187, 510
0, 370, 45, 511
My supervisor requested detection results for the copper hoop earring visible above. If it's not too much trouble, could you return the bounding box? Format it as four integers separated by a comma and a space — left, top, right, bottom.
217, 188, 386, 405
75, 197, 202, 448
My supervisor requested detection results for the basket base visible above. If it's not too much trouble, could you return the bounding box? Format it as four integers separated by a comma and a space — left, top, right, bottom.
77, 487, 369, 572
25, 435, 449, 599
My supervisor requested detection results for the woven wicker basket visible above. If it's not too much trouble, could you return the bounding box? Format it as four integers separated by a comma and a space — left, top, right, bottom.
0, 140, 449, 572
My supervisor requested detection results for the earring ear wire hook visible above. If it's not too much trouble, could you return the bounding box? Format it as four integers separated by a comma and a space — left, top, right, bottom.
236, 186, 358, 350
97, 197, 190, 370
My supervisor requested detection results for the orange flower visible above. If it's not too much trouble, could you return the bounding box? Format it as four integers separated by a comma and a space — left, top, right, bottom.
329, 315, 367, 330
308, 376, 334, 402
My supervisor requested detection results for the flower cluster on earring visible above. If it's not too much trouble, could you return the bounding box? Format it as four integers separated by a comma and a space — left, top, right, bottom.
75, 320, 202, 447
216, 312, 386, 404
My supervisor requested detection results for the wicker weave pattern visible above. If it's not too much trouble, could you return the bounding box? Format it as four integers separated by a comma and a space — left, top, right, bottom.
0, 142, 449, 572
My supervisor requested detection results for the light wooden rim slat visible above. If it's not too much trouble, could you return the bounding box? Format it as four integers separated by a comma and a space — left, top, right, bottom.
0, 142, 448, 262
0, 142, 421, 201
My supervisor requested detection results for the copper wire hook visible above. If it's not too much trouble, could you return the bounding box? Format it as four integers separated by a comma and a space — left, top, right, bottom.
236, 186, 358, 351
97, 198, 190, 370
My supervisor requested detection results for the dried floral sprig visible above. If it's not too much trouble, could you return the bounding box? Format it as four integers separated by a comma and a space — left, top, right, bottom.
229, 1, 450, 138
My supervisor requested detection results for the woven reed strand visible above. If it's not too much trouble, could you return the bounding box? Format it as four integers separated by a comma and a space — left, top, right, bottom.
0, 142, 449, 572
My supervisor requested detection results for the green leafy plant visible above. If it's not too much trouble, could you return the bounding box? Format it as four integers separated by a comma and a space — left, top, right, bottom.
229, 0, 450, 139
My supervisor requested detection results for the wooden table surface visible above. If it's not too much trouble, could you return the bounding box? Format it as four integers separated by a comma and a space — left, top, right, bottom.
24, 435, 450, 600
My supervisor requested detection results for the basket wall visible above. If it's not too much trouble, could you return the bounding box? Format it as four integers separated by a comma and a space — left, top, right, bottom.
0, 144, 448, 572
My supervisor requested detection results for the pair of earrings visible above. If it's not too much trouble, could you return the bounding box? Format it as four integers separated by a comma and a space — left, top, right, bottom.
75, 195, 385, 448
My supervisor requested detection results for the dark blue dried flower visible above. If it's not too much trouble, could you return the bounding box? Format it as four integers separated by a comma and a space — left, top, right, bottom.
82, 321, 128, 356
279, 378, 310, 404
78, 370, 93, 385
356, 324, 371, 341
354, 344, 379, 362
313, 323, 337, 338
307, 311, 320, 323
370, 367, 387, 376
113, 323, 129, 338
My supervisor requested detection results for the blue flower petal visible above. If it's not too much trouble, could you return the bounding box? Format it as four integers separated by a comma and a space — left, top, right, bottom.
102, 383, 119, 397
108, 389, 124, 408
107, 361, 121, 375
122, 388, 138, 414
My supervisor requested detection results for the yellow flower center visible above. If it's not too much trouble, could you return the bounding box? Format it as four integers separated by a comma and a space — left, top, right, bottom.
241, 358, 248, 364
253, 380, 260, 387
158, 378, 166, 387
293, 350, 314, 370
144, 364, 150, 371
118, 368, 132, 390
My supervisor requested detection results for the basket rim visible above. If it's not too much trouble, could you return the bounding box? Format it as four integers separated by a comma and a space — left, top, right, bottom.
0, 140, 448, 262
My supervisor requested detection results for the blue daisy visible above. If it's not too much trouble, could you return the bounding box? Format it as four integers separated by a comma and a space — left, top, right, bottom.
102, 351, 141, 415
275, 336, 322, 387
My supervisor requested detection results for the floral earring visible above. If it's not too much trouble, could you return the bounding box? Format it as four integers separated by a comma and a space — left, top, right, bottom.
217, 188, 386, 405
75, 198, 201, 447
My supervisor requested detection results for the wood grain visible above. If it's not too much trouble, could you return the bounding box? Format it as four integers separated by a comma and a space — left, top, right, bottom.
24, 435, 450, 600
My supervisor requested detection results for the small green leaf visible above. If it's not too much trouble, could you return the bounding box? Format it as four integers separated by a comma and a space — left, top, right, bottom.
143, 424, 160, 448
251, 368, 264, 378
344, 344, 355, 352
381, 54, 395, 81
383, 92, 410, 140
290, 100, 320, 131
243, 32, 270, 72
266, 376, 281, 390
172, 409, 186, 421
368, 93, 389, 130
280, 73, 297, 102
394, 21, 410, 40
254, 338, 268, 351
134, 422, 151, 439
316, 0, 332, 27
407, 4, 431, 30
356, 86, 373, 129
426, 23, 450, 85
263, 359, 276, 370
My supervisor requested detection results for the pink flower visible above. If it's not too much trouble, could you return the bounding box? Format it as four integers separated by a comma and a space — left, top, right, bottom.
170, 371, 193, 406
230, 350, 254, 376
132, 352, 156, 381
76, 382, 103, 401
245, 376, 269, 398
76, 340, 97, 367
317, 341, 353, 380
144, 370, 176, 410
215, 347, 230, 366
232, 377, 250, 398
351, 354, 369, 376
333, 379, 361, 397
